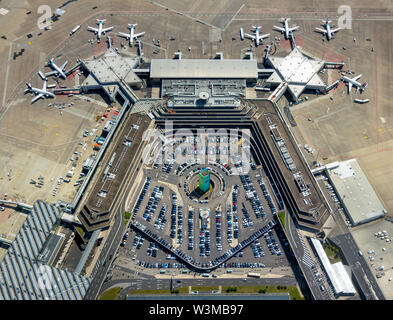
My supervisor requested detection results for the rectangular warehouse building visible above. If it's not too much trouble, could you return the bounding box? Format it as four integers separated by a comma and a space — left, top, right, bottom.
326, 159, 386, 226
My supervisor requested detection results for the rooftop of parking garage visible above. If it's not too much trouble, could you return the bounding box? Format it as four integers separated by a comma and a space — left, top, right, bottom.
252, 99, 330, 228
78, 113, 151, 232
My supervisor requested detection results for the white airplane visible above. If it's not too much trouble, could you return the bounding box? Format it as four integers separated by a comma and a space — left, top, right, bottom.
44, 58, 68, 79
273, 18, 299, 39
315, 19, 341, 40
342, 74, 368, 93
24, 80, 55, 103
240, 26, 270, 47
118, 24, 145, 47
87, 19, 114, 42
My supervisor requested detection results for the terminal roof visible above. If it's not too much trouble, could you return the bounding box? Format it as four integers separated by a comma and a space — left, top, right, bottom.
150, 59, 258, 79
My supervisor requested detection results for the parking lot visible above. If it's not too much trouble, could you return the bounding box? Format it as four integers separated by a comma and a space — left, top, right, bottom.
115, 132, 292, 274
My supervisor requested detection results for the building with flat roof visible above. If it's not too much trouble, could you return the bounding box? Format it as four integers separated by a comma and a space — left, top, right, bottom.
0, 200, 91, 300
310, 237, 356, 296
150, 59, 258, 80
326, 159, 386, 226
265, 47, 326, 101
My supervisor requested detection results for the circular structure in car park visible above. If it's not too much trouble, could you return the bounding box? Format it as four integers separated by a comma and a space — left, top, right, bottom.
182, 165, 226, 203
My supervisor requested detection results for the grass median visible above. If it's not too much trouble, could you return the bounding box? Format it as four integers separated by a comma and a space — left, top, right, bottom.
278, 211, 286, 229
99, 287, 122, 300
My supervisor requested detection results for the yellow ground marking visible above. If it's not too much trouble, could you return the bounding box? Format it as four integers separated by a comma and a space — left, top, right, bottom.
56, 133, 59, 136
28, 42, 31, 45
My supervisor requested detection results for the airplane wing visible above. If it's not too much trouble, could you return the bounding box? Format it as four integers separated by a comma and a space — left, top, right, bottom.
102, 26, 114, 33
348, 82, 352, 93
315, 27, 327, 34
60, 61, 68, 70
42, 81, 47, 91
243, 33, 256, 40
273, 26, 285, 32
353, 74, 362, 81
258, 33, 270, 41
330, 27, 341, 33
133, 32, 145, 39
87, 26, 98, 32
289, 26, 300, 32
118, 32, 130, 39
32, 94, 43, 103
44, 70, 58, 77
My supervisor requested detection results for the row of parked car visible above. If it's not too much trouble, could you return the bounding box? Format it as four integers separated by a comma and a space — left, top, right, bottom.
251, 240, 265, 258
132, 177, 152, 217
162, 158, 175, 174
264, 229, 281, 256
226, 209, 233, 244
154, 204, 167, 230
215, 209, 222, 251
153, 155, 161, 169
188, 209, 194, 250
146, 242, 158, 257
132, 233, 144, 249
257, 179, 277, 215
199, 229, 211, 257
241, 202, 254, 228
137, 261, 188, 269
240, 175, 266, 219
225, 262, 265, 268
143, 185, 163, 222
232, 185, 239, 239
177, 205, 183, 244
170, 193, 177, 238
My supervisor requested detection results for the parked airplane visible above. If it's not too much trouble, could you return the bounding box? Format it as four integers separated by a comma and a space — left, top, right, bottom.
315, 19, 341, 40
44, 58, 67, 79
273, 18, 299, 39
240, 26, 270, 46
24, 80, 55, 103
118, 24, 145, 47
87, 19, 114, 42
342, 74, 368, 93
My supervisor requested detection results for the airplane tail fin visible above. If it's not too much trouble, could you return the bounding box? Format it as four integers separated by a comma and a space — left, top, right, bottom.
25, 83, 32, 93
128, 23, 137, 27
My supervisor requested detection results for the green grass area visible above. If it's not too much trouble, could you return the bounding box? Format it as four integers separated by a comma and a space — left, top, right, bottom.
278, 211, 286, 229
124, 211, 131, 219
222, 285, 304, 300
75, 226, 85, 238
128, 287, 189, 295
99, 287, 122, 300
128, 285, 303, 300
124, 212, 131, 227
191, 286, 219, 291
323, 242, 342, 264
